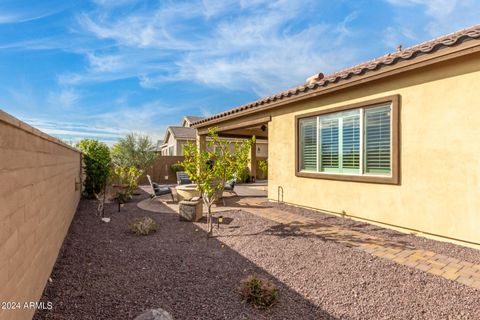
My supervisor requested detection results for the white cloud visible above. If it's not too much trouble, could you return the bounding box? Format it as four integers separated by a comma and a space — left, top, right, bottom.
24, 100, 183, 146
48, 88, 80, 109
69, 0, 358, 96
386, 0, 480, 38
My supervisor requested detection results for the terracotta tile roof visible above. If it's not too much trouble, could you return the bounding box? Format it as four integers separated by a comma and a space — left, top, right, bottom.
193, 24, 480, 127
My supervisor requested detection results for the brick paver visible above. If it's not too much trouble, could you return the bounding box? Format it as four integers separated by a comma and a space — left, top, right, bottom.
229, 198, 480, 290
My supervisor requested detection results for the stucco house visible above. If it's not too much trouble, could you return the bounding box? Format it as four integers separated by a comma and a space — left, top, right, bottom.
192, 25, 480, 248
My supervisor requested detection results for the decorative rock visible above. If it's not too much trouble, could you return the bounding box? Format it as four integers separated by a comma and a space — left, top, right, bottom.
134, 308, 174, 320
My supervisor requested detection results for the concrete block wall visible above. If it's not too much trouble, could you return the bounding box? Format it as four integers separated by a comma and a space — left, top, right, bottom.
0, 110, 82, 320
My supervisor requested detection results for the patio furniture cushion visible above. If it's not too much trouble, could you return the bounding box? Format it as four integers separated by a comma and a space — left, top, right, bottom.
176, 171, 192, 185
153, 184, 172, 196
147, 174, 174, 201
224, 178, 236, 191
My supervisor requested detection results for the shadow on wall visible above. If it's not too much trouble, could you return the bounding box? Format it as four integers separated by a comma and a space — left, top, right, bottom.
33, 188, 336, 320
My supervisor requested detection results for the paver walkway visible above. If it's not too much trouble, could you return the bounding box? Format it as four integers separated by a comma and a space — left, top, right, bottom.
229, 197, 480, 290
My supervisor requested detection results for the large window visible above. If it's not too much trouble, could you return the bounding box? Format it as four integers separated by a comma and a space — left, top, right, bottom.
296, 96, 399, 184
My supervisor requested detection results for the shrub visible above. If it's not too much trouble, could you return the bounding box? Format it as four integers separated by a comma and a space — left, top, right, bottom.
111, 166, 143, 197
237, 167, 250, 183
170, 163, 184, 175
129, 217, 159, 236
239, 274, 278, 309
258, 160, 268, 177
76, 139, 111, 197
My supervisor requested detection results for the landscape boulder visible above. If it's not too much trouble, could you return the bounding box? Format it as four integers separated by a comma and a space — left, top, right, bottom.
134, 308, 174, 320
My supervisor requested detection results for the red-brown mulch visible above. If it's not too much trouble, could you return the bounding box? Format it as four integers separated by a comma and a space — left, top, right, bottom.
34, 190, 480, 320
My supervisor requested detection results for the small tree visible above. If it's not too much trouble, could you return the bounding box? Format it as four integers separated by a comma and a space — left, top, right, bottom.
76, 139, 111, 198
182, 128, 254, 235
111, 133, 157, 171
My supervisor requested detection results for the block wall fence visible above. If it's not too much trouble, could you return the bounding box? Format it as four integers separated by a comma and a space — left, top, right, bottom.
0, 110, 82, 320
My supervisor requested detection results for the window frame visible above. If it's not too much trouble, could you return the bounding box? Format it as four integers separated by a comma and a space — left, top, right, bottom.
295, 95, 400, 185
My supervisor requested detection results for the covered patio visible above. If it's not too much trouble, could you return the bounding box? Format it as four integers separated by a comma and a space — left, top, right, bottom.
194, 115, 270, 182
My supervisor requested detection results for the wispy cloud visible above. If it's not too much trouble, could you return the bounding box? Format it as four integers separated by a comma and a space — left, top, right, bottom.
63, 0, 359, 96
385, 0, 480, 39
1, 0, 478, 145
24, 100, 182, 145
48, 88, 80, 109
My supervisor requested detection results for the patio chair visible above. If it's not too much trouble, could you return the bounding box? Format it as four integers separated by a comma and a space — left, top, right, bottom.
224, 177, 236, 193
147, 175, 174, 202
221, 175, 237, 205
176, 171, 192, 185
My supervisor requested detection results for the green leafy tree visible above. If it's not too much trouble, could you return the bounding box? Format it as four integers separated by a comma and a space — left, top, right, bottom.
111, 133, 157, 171
182, 128, 254, 235
76, 139, 111, 198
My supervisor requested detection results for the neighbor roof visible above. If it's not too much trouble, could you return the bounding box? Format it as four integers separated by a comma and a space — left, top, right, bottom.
184, 115, 205, 124
193, 24, 480, 127
167, 126, 196, 140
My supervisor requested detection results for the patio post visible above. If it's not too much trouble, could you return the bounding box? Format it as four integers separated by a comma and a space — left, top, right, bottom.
196, 132, 206, 176
196, 132, 206, 152
248, 141, 257, 182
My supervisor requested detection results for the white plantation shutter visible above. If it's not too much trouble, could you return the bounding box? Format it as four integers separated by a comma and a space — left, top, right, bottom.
342, 115, 360, 171
299, 118, 317, 171
365, 105, 391, 174
298, 102, 393, 178
320, 118, 339, 171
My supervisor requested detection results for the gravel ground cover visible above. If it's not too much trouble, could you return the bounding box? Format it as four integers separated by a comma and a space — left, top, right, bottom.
34, 191, 480, 320
267, 201, 480, 264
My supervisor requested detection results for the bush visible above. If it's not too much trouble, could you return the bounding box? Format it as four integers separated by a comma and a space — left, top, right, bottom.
76, 139, 111, 197
239, 274, 278, 309
129, 217, 159, 236
258, 160, 268, 177
237, 167, 250, 183
111, 166, 143, 197
170, 163, 184, 175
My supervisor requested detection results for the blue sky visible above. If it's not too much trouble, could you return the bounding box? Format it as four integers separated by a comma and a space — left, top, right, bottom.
0, 0, 479, 145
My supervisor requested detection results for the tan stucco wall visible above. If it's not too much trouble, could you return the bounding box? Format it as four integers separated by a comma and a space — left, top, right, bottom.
0, 110, 82, 320
267, 53, 480, 246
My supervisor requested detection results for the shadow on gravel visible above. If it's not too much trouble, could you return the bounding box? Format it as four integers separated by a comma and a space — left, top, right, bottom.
34, 189, 336, 320
260, 222, 415, 251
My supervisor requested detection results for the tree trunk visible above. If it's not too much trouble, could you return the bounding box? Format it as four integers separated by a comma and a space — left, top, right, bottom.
207, 204, 213, 236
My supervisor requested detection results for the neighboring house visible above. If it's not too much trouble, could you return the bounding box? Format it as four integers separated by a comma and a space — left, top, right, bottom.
155, 139, 164, 152
192, 25, 480, 247
160, 115, 268, 157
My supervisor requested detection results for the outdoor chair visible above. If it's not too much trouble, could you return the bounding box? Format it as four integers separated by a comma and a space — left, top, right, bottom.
147, 175, 174, 202
221, 176, 237, 205
176, 171, 192, 185
224, 178, 236, 193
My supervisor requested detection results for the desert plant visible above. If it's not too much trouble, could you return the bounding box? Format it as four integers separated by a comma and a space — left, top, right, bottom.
129, 217, 159, 235
239, 274, 279, 309
181, 128, 254, 235
111, 133, 157, 170
76, 139, 111, 198
170, 162, 184, 175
